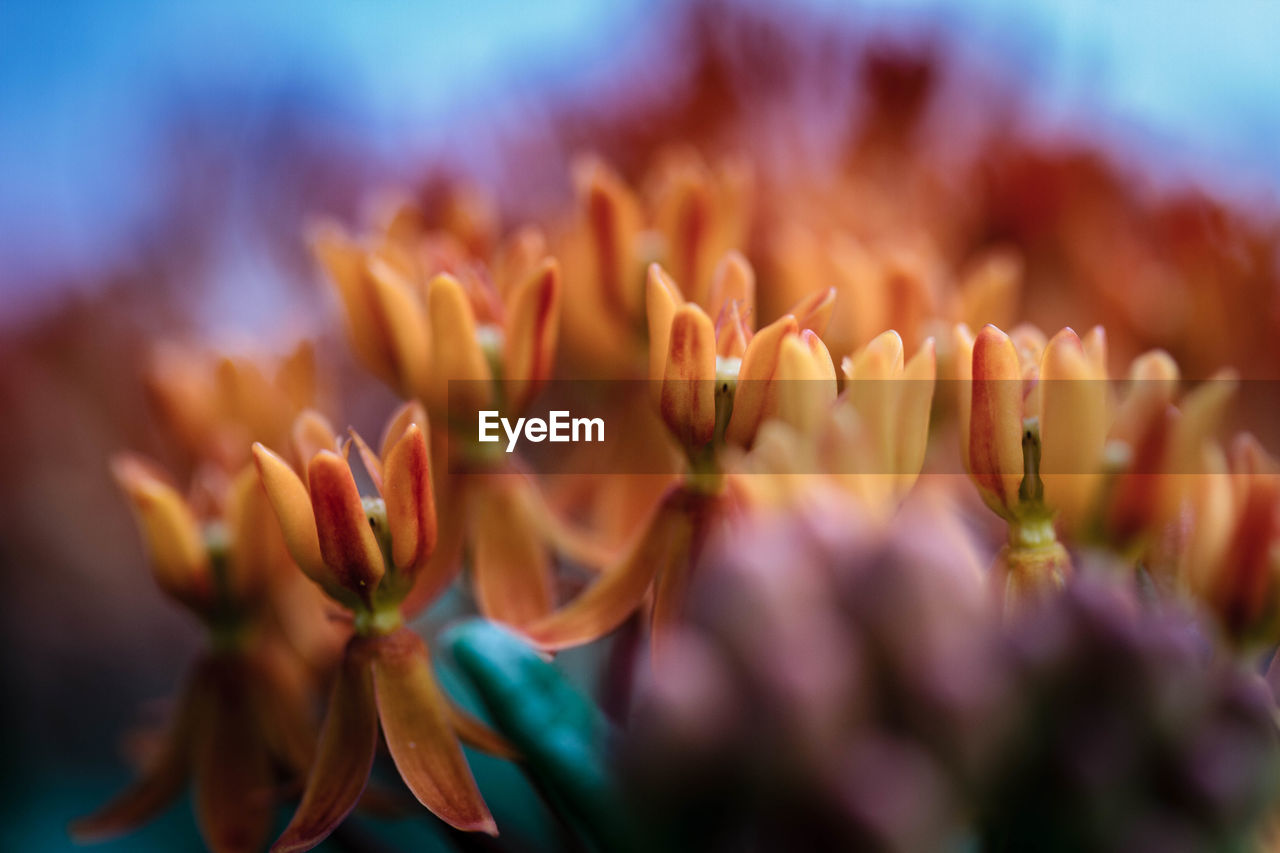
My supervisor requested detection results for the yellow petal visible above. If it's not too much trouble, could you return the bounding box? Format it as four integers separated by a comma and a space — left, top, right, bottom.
111, 454, 211, 610
724, 314, 798, 447
426, 273, 493, 412
253, 443, 348, 604
773, 331, 837, 434
897, 338, 937, 489
646, 263, 684, 383
844, 329, 904, 381
1039, 328, 1107, 531
954, 323, 976, 469
307, 451, 384, 606
660, 304, 717, 450
222, 464, 280, 602
367, 256, 431, 398
369, 629, 497, 835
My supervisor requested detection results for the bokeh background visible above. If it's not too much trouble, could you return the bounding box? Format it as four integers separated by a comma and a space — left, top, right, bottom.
1, 0, 1278, 849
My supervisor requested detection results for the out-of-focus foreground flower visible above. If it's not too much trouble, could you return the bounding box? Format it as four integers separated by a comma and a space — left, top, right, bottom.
624, 498, 1280, 852
72, 458, 322, 853
254, 405, 510, 850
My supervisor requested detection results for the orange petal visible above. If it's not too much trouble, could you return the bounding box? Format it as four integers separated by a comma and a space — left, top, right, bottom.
1039, 328, 1107, 529
367, 256, 431, 398
111, 453, 211, 610
660, 304, 717, 450
467, 476, 554, 628
524, 488, 695, 651
308, 451, 384, 606
253, 443, 354, 605
897, 338, 937, 486
576, 157, 642, 320
370, 629, 497, 835
311, 224, 398, 388
787, 287, 837, 337
400, 477, 466, 618
222, 464, 278, 602
706, 250, 755, 324
953, 323, 976, 468
380, 400, 431, 460
346, 427, 385, 494
957, 249, 1021, 332
715, 299, 752, 359
273, 643, 380, 853
655, 164, 714, 304
494, 225, 549, 296
844, 330, 906, 475
446, 699, 518, 760
70, 668, 201, 841
192, 660, 274, 853
969, 325, 1024, 517
646, 263, 685, 383
773, 330, 837, 434
503, 258, 561, 412
724, 314, 798, 447
383, 423, 438, 583
292, 410, 338, 467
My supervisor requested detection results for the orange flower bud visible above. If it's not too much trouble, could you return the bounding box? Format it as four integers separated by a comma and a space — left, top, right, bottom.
111, 454, 212, 612
661, 305, 718, 451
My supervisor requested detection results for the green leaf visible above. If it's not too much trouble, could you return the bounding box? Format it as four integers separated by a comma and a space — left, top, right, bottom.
444, 620, 643, 853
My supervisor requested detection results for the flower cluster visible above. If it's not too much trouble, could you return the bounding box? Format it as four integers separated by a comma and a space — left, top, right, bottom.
71, 16, 1280, 850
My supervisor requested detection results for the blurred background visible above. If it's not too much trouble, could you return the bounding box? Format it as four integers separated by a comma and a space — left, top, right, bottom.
1, 0, 1278, 849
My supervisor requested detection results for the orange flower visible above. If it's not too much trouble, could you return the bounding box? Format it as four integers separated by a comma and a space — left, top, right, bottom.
1180, 434, 1280, 650
253, 405, 509, 849
646, 258, 837, 461
146, 340, 321, 472
956, 323, 1237, 609
558, 152, 753, 375
314, 214, 574, 629
521, 258, 838, 658
73, 458, 324, 852
737, 330, 936, 515
312, 217, 560, 415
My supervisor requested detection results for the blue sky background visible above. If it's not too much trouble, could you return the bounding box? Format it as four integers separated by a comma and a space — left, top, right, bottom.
1, 0, 1277, 318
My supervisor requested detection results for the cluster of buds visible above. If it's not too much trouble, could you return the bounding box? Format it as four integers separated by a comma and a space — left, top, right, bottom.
559, 153, 753, 375
73, 455, 332, 851
253, 405, 511, 849
955, 322, 1239, 614
520, 254, 842, 657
